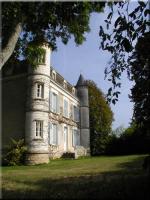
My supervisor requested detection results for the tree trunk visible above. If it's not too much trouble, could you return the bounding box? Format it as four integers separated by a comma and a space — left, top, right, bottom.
0, 23, 22, 70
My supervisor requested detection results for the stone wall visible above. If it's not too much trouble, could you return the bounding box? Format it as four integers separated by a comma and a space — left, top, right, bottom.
74, 146, 89, 158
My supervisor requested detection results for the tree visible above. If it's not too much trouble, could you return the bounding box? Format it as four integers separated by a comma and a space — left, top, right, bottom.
1, 2, 105, 69
86, 80, 114, 155
105, 122, 150, 155
99, 1, 150, 104
111, 125, 125, 138
130, 33, 150, 137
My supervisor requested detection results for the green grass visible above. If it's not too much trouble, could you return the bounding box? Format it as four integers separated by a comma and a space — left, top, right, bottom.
1, 155, 150, 199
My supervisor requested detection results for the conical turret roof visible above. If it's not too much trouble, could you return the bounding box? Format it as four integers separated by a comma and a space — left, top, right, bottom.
76, 74, 86, 87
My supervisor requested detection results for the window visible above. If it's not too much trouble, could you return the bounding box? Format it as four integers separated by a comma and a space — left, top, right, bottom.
37, 51, 46, 64
73, 106, 80, 122
37, 83, 44, 98
64, 99, 68, 117
49, 123, 57, 145
72, 87, 75, 95
35, 120, 43, 138
52, 72, 56, 80
64, 82, 67, 89
70, 104, 73, 119
52, 92, 57, 113
72, 129, 80, 146
50, 91, 59, 113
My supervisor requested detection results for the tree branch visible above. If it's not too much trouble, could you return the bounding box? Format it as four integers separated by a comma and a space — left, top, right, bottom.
0, 23, 22, 70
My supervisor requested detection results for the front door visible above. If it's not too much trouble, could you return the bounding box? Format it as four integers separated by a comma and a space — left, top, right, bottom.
64, 127, 68, 151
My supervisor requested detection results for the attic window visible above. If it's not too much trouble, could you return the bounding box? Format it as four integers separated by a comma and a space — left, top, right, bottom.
52, 72, 56, 80
64, 81, 67, 89
72, 87, 75, 95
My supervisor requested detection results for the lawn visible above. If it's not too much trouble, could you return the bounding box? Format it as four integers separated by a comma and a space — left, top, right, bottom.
1, 155, 150, 199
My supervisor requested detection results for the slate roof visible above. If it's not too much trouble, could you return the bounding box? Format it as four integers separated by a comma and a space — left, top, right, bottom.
76, 74, 86, 87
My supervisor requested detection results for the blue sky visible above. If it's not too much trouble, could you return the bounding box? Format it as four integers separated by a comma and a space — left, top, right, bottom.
51, 5, 136, 130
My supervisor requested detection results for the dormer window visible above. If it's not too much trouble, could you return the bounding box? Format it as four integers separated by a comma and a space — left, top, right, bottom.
37, 83, 44, 98
52, 72, 56, 80
72, 87, 75, 95
64, 80, 67, 89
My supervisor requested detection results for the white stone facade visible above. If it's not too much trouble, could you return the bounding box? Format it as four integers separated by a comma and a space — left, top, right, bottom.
2, 45, 90, 165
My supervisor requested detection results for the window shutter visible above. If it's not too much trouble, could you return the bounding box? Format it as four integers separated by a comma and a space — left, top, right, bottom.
77, 129, 80, 146
52, 93, 57, 113
49, 123, 53, 144
49, 91, 52, 111
75, 106, 77, 121
73, 129, 76, 146
52, 93, 54, 112
70, 104, 73, 119
53, 124, 57, 145
72, 129, 75, 146
48, 122, 49, 138
57, 95, 60, 113
57, 124, 62, 146
77, 106, 80, 122
72, 129, 80, 146
49, 92, 50, 111
73, 106, 75, 121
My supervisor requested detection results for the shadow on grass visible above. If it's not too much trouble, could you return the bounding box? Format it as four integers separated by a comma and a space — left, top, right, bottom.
2, 156, 150, 199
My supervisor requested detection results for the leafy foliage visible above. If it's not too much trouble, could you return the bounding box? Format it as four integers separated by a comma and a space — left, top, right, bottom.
2, 2, 105, 65
130, 33, 150, 137
2, 138, 27, 166
99, 1, 150, 103
25, 44, 46, 67
111, 125, 125, 137
86, 80, 114, 155
105, 123, 150, 155
61, 152, 75, 159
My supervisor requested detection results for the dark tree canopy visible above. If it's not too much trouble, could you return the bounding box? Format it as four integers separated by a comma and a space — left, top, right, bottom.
1, 2, 105, 69
86, 80, 114, 155
130, 33, 150, 136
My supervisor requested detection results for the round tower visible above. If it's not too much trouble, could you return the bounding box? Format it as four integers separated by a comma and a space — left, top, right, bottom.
76, 74, 90, 155
25, 45, 51, 165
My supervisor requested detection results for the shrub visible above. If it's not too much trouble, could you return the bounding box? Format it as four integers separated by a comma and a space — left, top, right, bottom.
2, 138, 27, 166
61, 152, 75, 159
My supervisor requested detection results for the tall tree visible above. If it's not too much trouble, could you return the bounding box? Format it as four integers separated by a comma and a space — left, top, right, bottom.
86, 80, 114, 155
1, 2, 105, 69
130, 33, 150, 137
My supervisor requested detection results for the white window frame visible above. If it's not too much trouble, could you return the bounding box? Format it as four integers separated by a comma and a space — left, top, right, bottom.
35, 120, 43, 138
49, 123, 58, 145
36, 83, 44, 98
